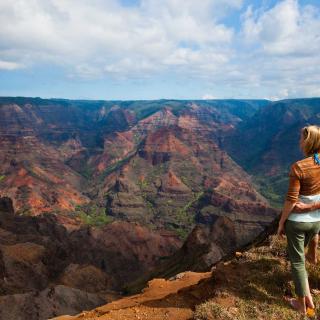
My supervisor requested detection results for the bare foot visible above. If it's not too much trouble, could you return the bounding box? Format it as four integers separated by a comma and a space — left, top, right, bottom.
306, 295, 315, 309
285, 297, 306, 314
306, 235, 318, 265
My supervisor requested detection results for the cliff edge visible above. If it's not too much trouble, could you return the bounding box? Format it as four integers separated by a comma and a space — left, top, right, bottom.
52, 235, 320, 320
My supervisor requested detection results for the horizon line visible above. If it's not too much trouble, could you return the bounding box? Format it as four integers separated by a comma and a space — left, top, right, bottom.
1, 96, 320, 103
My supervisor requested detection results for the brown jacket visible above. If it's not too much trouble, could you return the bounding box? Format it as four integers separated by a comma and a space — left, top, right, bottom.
286, 156, 320, 202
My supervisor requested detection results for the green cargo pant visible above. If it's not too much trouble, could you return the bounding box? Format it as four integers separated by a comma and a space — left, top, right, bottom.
285, 220, 320, 297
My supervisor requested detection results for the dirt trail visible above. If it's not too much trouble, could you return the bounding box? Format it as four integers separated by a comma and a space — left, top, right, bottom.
52, 271, 212, 320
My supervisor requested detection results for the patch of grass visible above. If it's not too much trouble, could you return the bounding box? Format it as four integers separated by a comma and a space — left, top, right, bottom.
194, 301, 235, 320
78, 211, 113, 227
193, 236, 320, 320
234, 298, 304, 320
75, 204, 114, 227
174, 227, 189, 240
137, 179, 149, 189
252, 174, 288, 209
176, 192, 205, 225
0, 175, 5, 182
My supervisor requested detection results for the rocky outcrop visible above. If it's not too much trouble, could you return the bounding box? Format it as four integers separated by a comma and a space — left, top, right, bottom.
0, 197, 14, 215
124, 194, 278, 294
52, 271, 213, 320
52, 235, 302, 320
0, 197, 181, 320
0, 285, 105, 320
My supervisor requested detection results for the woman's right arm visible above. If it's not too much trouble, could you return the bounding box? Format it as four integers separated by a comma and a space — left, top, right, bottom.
277, 200, 297, 236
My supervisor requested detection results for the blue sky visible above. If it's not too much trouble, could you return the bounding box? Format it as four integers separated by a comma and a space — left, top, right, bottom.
0, 0, 319, 100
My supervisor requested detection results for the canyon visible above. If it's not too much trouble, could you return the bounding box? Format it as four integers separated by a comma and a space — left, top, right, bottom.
1, 97, 320, 319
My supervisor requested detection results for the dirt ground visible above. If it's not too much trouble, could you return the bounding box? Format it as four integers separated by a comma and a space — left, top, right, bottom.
52, 271, 212, 320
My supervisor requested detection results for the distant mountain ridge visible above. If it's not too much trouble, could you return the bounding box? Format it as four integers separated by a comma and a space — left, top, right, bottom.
224, 97, 320, 206
1, 96, 318, 231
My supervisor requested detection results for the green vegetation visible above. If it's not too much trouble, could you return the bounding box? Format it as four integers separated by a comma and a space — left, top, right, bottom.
75, 204, 114, 227
176, 191, 204, 223
166, 192, 205, 240
173, 227, 189, 240
253, 174, 288, 208
100, 155, 133, 180
137, 179, 149, 189
132, 132, 142, 145
194, 236, 320, 320
188, 191, 204, 209
167, 223, 188, 240
17, 207, 33, 216
145, 163, 168, 182
132, 103, 163, 121
80, 165, 94, 179
0, 175, 5, 182
180, 175, 190, 186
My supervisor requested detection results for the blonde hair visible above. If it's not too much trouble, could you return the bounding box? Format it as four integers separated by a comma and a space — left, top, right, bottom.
301, 125, 320, 156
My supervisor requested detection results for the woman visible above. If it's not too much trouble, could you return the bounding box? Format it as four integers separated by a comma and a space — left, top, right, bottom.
278, 125, 320, 314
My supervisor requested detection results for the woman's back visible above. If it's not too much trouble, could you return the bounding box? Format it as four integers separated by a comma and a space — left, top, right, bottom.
287, 155, 320, 222
290, 156, 320, 197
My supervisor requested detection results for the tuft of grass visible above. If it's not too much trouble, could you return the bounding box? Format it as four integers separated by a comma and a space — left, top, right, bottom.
194, 301, 235, 320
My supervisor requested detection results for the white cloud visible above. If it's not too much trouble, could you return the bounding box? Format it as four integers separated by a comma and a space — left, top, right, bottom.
223, 0, 320, 98
202, 93, 216, 99
0, 60, 23, 70
242, 0, 320, 55
0, 0, 239, 79
0, 0, 320, 99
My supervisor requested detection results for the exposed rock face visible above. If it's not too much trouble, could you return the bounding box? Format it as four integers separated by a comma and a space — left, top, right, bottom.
0, 197, 14, 215
58, 264, 110, 293
0, 97, 269, 227
52, 235, 298, 320
0, 197, 181, 320
228, 99, 320, 172
52, 271, 212, 320
0, 97, 279, 251
99, 109, 272, 237
124, 197, 278, 294
0, 132, 90, 214
223, 98, 320, 205
0, 285, 106, 320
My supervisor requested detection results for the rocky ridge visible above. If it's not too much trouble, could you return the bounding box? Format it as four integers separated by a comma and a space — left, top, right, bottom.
53, 234, 320, 320
0, 197, 181, 320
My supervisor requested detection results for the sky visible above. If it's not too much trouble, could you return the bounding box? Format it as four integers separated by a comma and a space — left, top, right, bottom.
0, 0, 319, 100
